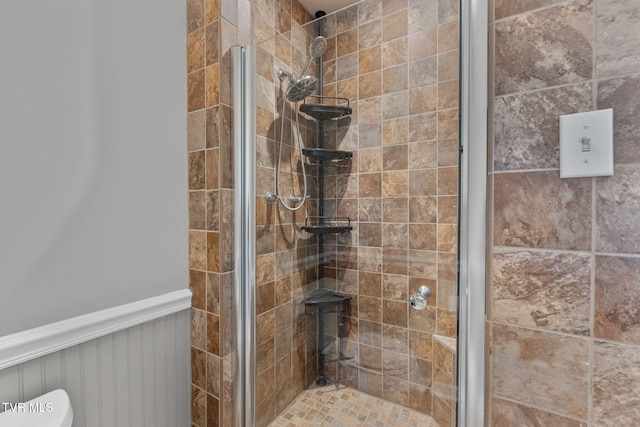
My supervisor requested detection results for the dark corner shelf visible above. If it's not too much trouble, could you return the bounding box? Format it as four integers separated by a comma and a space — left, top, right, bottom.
302, 289, 352, 307
300, 95, 352, 121
302, 148, 353, 161
301, 216, 352, 234
300, 104, 352, 120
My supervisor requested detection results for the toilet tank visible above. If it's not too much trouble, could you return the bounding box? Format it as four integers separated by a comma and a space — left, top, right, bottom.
0, 389, 73, 427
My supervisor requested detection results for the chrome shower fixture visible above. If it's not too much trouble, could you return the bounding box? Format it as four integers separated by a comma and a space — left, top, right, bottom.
278, 36, 327, 103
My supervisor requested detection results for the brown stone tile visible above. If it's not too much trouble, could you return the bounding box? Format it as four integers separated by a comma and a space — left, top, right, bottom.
438, 108, 458, 139
593, 340, 640, 426
494, 0, 562, 20
409, 169, 437, 196
383, 10, 408, 42
409, 196, 437, 223
359, 147, 383, 173
382, 324, 408, 353
189, 230, 207, 270
382, 274, 408, 301
359, 97, 382, 123
438, 252, 456, 282
408, 0, 437, 33
359, 222, 383, 247
205, 148, 219, 189
409, 84, 437, 114
494, 83, 592, 171
595, 256, 640, 345
383, 0, 407, 16
206, 272, 220, 314
205, 63, 219, 107
187, 0, 205, 32
438, 196, 457, 224
382, 37, 409, 68
383, 299, 408, 327
409, 224, 437, 250
359, 71, 382, 99
598, 75, 640, 164
438, 0, 458, 24
409, 57, 438, 89
191, 384, 206, 426
438, 20, 458, 53
359, 296, 383, 323
205, 0, 219, 23
360, 344, 383, 371
408, 249, 437, 279
206, 352, 220, 397
206, 106, 219, 149
409, 112, 438, 142
359, 173, 382, 197
493, 171, 592, 250
190, 269, 206, 310
359, 247, 383, 273
495, 1, 593, 96
337, 77, 358, 101
359, 0, 382, 25
436, 308, 456, 338
337, 5, 358, 33
438, 80, 458, 110
409, 28, 437, 61
383, 171, 409, 196
383, 375, 409, 406
337, 28, 357, 57
383, 64, 408, 94
596, 0, 640, 78
437, 224, 457, 253
358, 20, 383, 50
383, 223, 408, 249
359, 46, 382, 74
493, 250, 591, 335
383, 145, 408, 170
491, 396, 586, 427
205, 21, 219, 66
408, 304, 436, 333
597, 167, 640, 250
383, 117, 409, 145
383, 91, 409, 120
207, 313, 220, 355
192, 346, 206, 390
188, 150, 206, 190
383, 248, 408, 275
491, 323, 589, 419
360, 272, 382, 297
382, 197, 408, 223
360, 122, 382, 148
360, 369, 383, 397
383, 349, 409, 379
408, 330, 432, 360
206, 231, 219, 272
188, 28, 205, 73
257, 254, 275, 285
337, 52, 358, 81
190, 191, 206, 230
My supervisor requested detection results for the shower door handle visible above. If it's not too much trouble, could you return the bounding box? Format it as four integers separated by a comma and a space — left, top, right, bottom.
409, 286, 432, 310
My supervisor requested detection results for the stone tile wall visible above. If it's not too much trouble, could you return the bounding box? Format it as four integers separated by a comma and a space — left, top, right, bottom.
314, 0, 460, 419
488, 0, 640, 425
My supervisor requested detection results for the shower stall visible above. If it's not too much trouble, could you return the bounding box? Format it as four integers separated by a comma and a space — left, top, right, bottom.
214, 0, 487, 425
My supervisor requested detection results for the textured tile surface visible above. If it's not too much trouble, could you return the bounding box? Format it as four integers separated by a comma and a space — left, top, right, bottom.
268, 385, 440, 427
593, 340, 640, 426
493, 84, 592, 170
596, 165, 640, 254
491, 397, 587, 427
493, 171, 592, 250
595, 256, 640, 344
597, 74, 640, 164
492, 250, 591, 335
596, 0, 640, 77
491, 323, 589, 419
494, 0, 592, 95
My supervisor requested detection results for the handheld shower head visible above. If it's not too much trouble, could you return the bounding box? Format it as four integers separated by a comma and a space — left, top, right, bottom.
298, 36, 327, 78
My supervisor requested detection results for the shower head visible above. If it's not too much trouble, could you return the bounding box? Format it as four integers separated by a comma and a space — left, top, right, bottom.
286, 75, 318, 102
298, 36, 327, 80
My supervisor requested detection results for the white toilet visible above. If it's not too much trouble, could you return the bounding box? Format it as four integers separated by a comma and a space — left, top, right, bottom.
0, 389, 73, 427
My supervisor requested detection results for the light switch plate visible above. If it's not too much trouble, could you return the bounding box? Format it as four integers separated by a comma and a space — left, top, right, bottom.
559, 109, 614, 178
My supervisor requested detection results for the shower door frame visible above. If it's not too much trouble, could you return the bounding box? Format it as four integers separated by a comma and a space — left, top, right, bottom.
231, 0, 489, 422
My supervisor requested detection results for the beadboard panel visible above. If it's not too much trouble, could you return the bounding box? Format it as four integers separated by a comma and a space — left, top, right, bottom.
0, 309, 190, 427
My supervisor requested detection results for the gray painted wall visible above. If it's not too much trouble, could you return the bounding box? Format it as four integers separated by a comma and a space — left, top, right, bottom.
0, 0, 188, 335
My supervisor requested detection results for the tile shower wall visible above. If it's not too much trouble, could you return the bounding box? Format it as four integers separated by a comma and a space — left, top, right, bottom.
186, 0, 316, 425
315, 0, 459, 424
488, 0, 640, 425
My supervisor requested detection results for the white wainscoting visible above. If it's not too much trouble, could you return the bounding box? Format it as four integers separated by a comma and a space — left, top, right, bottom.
0, 307, 191, 427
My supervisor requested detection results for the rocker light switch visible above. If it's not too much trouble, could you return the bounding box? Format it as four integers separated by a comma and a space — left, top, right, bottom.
559, 109, 613, 178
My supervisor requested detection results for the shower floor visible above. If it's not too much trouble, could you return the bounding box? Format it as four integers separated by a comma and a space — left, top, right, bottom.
268, 385, 440, 427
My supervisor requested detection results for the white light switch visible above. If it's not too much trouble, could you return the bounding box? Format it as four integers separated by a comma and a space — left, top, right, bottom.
559, 109, 614, 178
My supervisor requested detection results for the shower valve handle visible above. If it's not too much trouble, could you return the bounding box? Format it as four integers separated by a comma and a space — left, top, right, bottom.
409, 286, 432, 310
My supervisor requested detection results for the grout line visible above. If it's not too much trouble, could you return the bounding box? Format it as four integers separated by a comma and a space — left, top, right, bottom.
491, 394, 589, 423
588, 175, 597, 425
489, 168, 559, 174
493, 0, 574, 24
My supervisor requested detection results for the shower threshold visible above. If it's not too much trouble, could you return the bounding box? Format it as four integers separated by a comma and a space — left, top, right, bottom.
268, 385, 440, 427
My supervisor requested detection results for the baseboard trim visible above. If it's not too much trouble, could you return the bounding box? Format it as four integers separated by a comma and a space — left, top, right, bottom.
0, 289, 192, 370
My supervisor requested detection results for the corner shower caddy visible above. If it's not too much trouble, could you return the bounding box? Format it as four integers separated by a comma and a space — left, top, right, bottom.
299, 95, 353, 386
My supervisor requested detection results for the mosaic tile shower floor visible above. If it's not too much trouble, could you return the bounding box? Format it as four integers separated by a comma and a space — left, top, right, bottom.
268, 385, 440, 427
